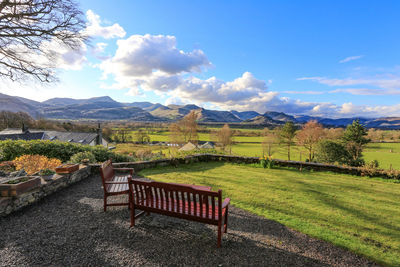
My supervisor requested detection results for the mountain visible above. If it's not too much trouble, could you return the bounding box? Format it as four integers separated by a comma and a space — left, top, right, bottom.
43, 96, 118, 106
231, 110, 260, 120
0, 93, 399, 128
365, 117, 400, 129
242, 115, 284, 126
194, 108, 242, 123
150, 104, 200, 120
0, 93, 43, 117
263, 111, 296, 122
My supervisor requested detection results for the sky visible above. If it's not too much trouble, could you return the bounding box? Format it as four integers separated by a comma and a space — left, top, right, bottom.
1, 0, 400, 118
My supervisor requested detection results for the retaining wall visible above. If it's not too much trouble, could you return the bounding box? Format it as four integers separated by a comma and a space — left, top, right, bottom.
0, 166, 91, 217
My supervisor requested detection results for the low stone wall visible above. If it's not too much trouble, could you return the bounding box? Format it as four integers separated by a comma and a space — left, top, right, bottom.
91, 154, 399, 180
0, 166, 91, 217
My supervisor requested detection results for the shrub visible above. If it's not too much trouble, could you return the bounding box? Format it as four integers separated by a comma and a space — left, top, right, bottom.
135, 148, 154, 161
260, 155, 274, 169
38, 168, 56, 176
0, 140, 133, 163
13, 154, 62, 175
315, 140, 351, 165
0, 161, 15, 173
70, 151, 96, 164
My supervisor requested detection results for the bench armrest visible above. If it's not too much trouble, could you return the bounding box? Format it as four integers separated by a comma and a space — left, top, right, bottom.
105, 181, 128, 184
222, 198, 230, 209
113, 168, 134, 174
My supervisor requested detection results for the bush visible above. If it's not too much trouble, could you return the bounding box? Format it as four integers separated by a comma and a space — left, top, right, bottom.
0, 140, 133, 163
0, 161, 15, 173
13, 154, 62, 175
260, 155, 274, 169
315, 140, 351, 165
70, 151, 96, 164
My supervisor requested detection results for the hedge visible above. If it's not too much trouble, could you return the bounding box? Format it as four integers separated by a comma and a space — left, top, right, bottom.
0, 140, 132, 163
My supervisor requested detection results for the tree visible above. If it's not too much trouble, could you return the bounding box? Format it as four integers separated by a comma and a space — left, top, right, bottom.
134, 129, 150, 143
277, 121, 297, 160
0, 111, 34, 130
169, 111, 199, 145
342, 120, 370, 166
261, 128, 276, 157
297, 120, 325, 162
324, 127, 344, 140
217, 124, 233, 153
115, 128, 131, 143
0, 0, 87, 82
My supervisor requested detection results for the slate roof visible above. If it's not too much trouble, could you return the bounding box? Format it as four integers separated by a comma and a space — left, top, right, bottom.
0, 128, 99, 145
178, 142, 198, 151
199, 141, 215, 149
0, 132, 45, 141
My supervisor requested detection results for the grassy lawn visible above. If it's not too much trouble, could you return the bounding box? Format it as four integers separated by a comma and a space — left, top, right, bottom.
140, 162, 400, 266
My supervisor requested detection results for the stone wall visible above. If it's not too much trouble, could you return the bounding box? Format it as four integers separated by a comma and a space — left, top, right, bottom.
91, 154, 399, 180
0, 166, 91, 217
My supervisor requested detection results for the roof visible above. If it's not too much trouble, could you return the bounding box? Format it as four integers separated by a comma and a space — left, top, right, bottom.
199, 142, 215, 149
43, 131, 98, 145
178, 142, 198, 151
0, 132, 45, 141
0, 128, 99, 145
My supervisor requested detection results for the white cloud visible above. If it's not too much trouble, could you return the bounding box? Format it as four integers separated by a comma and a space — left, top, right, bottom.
339, 55, 364, 63
100, 34, 210, 79
282, 90, 324, 95
298, 76, 400, 95
85, 10, 126, 39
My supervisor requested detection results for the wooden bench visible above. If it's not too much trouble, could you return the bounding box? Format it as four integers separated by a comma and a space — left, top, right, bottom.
128, 178, 230, 247
100, 160, 134, 211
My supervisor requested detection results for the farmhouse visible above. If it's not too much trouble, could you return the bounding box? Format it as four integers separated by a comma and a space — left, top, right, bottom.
0, 124, 108, 147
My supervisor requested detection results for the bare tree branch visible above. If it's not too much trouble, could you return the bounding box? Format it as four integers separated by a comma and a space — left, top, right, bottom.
0, 0, 88, 82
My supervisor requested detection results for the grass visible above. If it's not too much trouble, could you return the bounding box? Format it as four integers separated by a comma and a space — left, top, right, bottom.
140, 162, 400, 266
115, 127, 400, 170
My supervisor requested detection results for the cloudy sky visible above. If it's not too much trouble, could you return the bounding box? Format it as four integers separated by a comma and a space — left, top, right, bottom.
2, 0, 400, 118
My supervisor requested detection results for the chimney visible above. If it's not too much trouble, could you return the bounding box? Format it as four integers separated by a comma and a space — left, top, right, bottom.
22, 123, 29, 134
96, 123, 103, 145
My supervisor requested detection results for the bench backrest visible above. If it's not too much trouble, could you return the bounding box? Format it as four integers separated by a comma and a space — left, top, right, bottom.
129, 179, 222, 221
100, 160, 115, 188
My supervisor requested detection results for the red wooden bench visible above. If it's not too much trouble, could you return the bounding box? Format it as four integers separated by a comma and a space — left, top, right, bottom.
128, 178, 230, 247
100, 160, 134, 211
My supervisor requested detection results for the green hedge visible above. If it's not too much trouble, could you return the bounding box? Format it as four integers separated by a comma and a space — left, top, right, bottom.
0, 140, 132, 163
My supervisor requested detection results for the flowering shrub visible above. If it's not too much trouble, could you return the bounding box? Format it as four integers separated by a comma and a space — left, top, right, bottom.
260, 155, 274, 169
13, 155, 62, 175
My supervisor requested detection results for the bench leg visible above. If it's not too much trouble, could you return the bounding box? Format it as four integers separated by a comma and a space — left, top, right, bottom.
217, 221, 222, 248
130, 204, 135, 227
103, 195, 107, 212
224, 206, 229, 233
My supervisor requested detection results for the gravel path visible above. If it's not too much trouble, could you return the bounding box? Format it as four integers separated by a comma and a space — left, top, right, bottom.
0, 175, 378, 267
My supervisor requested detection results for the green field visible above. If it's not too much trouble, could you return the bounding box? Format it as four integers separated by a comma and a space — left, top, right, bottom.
140, 162, 400, 266
116, 129, 400, 170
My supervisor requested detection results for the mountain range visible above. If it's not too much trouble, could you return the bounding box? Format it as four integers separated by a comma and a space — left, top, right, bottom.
1, 93, 399, 129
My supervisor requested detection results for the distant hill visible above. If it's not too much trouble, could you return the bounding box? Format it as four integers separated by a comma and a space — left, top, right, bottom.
231, 110, 260, 120
242, 115, 284, 126
1, 93, 399, 128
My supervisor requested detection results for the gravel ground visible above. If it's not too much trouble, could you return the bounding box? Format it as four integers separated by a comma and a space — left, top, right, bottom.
0, 175, 379, 267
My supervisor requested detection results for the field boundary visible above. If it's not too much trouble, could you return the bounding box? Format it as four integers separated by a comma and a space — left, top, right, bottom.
91, 154, 400, 180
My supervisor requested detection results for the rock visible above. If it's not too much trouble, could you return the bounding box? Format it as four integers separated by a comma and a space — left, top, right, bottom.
9, 169, 27, 177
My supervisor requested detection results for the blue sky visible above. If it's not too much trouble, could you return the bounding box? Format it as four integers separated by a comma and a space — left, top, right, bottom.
2, 0, 400, 117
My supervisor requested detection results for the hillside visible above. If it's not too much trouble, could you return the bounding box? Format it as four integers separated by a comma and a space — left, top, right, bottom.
1, 93, 399, 128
